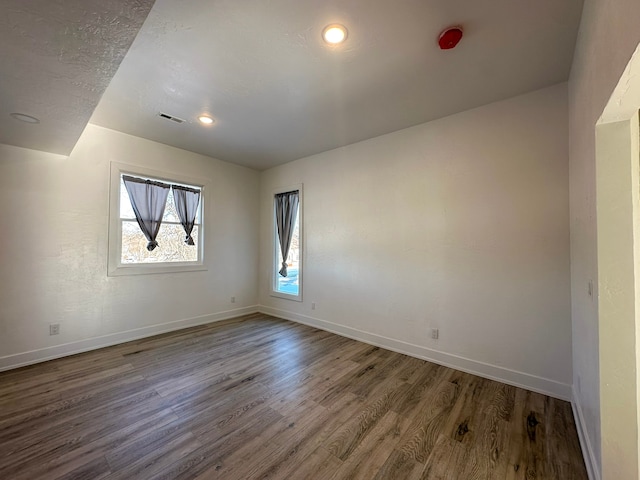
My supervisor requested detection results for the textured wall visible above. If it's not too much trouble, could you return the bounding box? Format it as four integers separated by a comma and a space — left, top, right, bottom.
0, 124, 260, 364
259, 84, 572, 395
568, 0, 640, 476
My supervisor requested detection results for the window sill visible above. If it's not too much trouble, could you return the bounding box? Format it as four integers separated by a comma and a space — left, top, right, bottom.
270, 291, 303, 302
108, 263, 207, 277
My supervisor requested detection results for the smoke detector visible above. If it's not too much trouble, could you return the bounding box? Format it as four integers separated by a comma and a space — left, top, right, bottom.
438, 27, 463, 50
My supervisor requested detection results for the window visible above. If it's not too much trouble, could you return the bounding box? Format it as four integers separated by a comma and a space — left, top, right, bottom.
108, 162, 206, 276
271, 185, 302, 301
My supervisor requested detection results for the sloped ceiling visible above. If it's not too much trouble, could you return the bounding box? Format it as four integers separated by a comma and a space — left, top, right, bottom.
599, 43, 640, 125
0, 0, 155, 155
2, 0, 584, 169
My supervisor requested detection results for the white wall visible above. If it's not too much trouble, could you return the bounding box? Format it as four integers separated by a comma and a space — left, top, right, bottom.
595, 117, 640, 480
568, 0, 640, 477
0, 124, 260, 369
259, 84, 572, 398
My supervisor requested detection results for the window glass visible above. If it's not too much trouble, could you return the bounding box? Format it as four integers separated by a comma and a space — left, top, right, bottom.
272, 185, 302, 300
121, 222, 199, 264
275, 210, 300, 295
119, 174, 201, 265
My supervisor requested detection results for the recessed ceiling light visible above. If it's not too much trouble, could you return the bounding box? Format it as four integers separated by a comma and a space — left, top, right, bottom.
198, 115, 214, 125
10, 113, 40, 124
322, 24, 348, 45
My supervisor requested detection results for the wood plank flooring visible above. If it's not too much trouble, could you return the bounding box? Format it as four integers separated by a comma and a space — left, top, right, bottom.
0, 313, 588, 479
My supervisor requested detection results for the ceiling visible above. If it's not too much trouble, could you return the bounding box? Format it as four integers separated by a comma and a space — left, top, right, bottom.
2, 0, 584, 170
0, 0, 155, 156
600, 43, 640, 125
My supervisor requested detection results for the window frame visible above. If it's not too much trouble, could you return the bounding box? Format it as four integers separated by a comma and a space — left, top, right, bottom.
270, 183, 303, 302
107, 162, 208, 276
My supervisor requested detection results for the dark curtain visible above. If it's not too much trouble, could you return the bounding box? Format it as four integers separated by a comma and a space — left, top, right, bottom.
172, 185, 201, 245
275, 190, 299, 277
122, 175, 170, 251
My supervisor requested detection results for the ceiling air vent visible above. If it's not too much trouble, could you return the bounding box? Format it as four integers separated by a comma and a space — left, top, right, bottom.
158, 112, 185, 124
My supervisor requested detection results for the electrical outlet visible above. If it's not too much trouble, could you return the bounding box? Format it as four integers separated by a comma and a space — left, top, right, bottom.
231, 296, 236, 303
431, 328, 439, 340
311, 302, 316, 310
49, 324, 60, 336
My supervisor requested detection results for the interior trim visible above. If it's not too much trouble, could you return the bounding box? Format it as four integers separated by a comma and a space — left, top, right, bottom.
572, 387, 600, 480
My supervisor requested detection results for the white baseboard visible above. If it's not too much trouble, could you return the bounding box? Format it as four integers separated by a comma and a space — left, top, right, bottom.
572, 387, 600, 480
258, 305, 573, 401
1, 304, 573, 402
0, 306, 259, 372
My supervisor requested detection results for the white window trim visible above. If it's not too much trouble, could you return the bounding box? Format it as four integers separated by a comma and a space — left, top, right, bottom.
270, 183, 303, 302
107, 161, 209, 276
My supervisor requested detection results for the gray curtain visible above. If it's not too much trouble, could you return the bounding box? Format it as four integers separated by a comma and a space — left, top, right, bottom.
122, 175, 170, 251
172, 185, 201, 245
275, 190, 299, 277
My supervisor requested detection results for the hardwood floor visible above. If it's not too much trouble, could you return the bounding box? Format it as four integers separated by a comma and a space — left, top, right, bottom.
0, 313, 587, 479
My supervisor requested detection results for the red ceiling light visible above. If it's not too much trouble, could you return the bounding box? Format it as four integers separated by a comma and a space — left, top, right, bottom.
438, 26, 463, 50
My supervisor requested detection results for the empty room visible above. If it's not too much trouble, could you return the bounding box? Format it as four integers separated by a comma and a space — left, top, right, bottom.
1, 0, 639, 479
